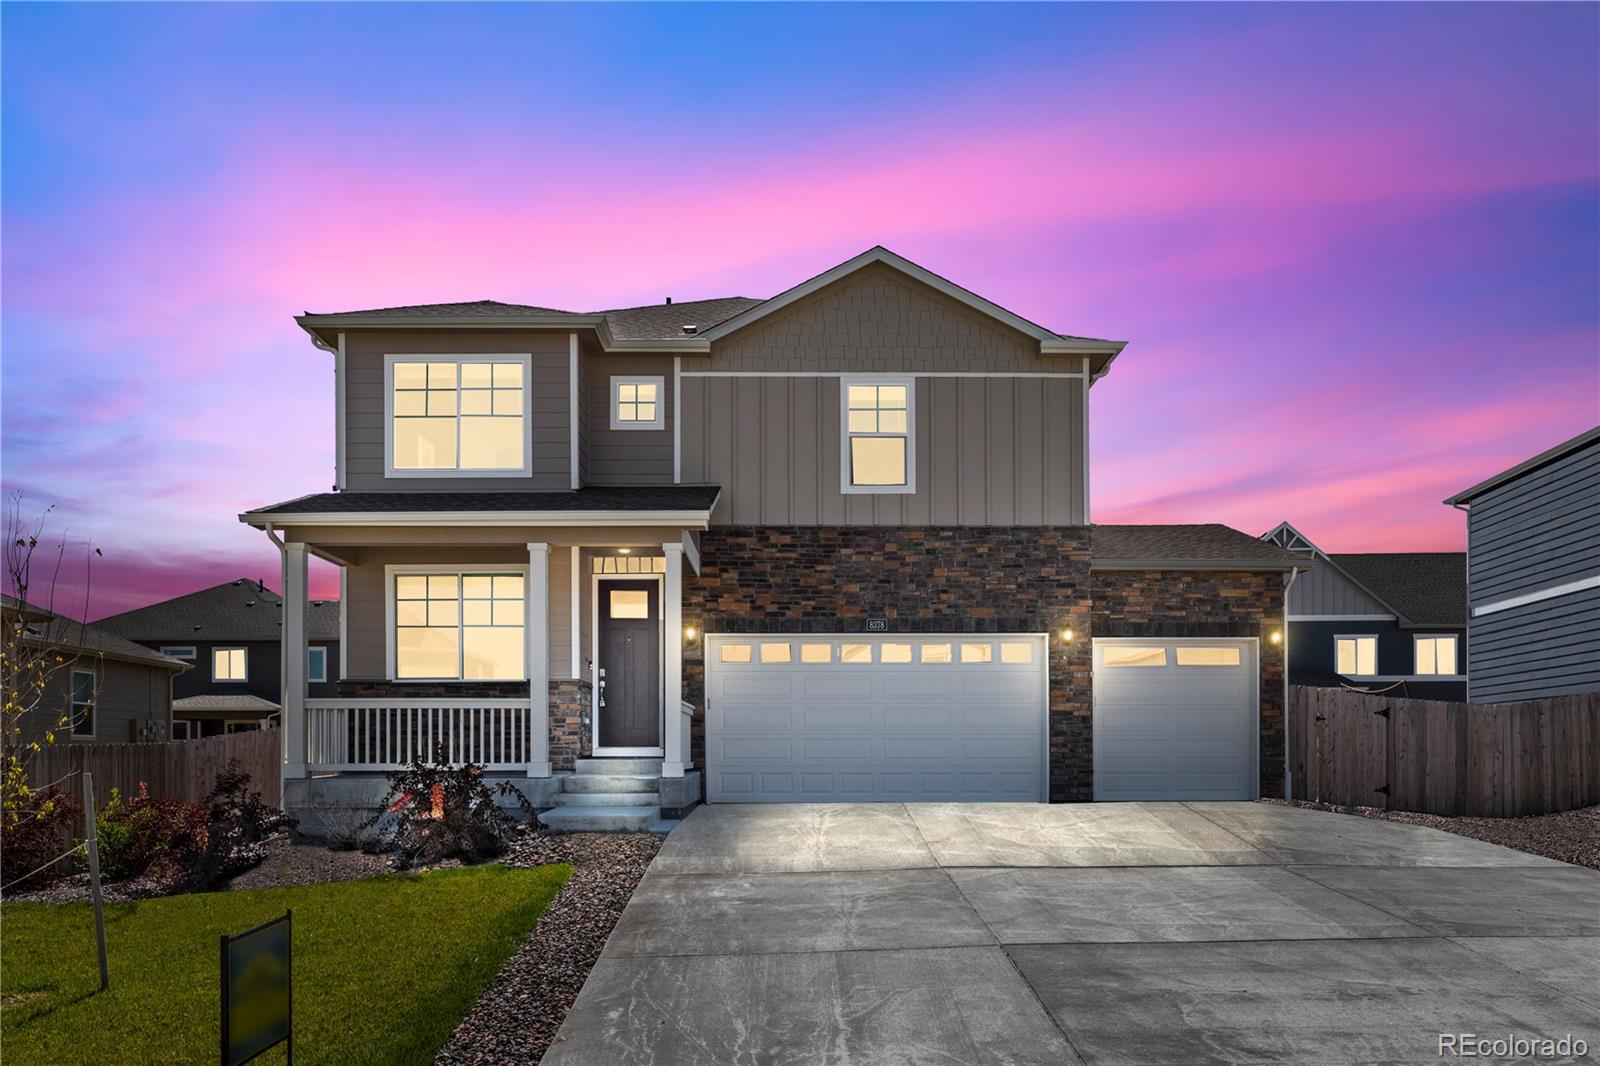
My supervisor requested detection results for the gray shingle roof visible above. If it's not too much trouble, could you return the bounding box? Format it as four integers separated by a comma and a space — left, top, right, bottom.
1092, 524, 1305, 569
3, 596, 190, 671
93, 579, 341, 642
307, 299, 574, 318
172, 694, 281, 714
1328, 553, 1467, 627
244, 486, 721, 516
600, 297, 764, 340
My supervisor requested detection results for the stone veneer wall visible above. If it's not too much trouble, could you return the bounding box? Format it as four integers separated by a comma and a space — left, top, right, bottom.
336, 678, 592, 772
1090, 569, 1288, 797
682, 527, 1096, 801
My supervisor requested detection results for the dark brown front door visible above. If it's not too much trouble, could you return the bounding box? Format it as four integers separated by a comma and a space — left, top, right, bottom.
598, 580, 661, 749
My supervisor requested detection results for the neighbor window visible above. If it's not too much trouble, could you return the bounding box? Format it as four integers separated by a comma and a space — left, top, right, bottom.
70, 669, 95, 737
611, 376, 665, 430
160, 645, 196, 661
171, 720, 194, 740
388, 356, 529, 474
394, 572, 525, 680
842, 379, 913, 493
1335, 636, 1378, 676
213, 647, 248, 682
1415, 635, 1458, 676
307, 646, 328, 683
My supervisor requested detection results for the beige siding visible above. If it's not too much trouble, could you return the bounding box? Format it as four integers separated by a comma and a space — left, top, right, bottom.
681, 375, 1085, 526
709, 262, 1084, 374
1289, 562, 1394, 617
583, 353, 675, 485
343, 329, 572, 492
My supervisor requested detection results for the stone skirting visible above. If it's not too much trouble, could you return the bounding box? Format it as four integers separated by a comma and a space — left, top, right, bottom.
549, 679, 593, 773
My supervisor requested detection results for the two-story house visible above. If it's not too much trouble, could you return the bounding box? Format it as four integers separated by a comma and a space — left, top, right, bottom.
96, 578, 342, 738
1444, 426, 1599, 704
242, 247, 1305, 831
1261, 522, 1467, 701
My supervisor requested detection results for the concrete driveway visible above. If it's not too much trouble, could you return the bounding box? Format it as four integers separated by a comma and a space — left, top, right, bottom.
543, 803, 1600, 1065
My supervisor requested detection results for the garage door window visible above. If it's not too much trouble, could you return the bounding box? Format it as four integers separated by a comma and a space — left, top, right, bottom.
919, 643, 952, 663
881, 643, 913, 663
1101, 646, 1167, 667
1000, 642, 1034, 664
800, 643, 833, 663
960, 642, 992, 663
720, 643, 752, 664
1176, 647, 1242, 667
841, 643, 873, 663
760, 643, 792, 663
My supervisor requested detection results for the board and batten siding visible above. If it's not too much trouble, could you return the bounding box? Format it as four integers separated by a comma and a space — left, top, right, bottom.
342, 329, 573, 492
1465, 437, 1600, 703
582, 352, 675, 485
1287, 560, 1393, 617
680, 374, 1085, 526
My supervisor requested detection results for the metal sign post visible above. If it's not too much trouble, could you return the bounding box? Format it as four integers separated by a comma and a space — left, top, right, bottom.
81, 771, 109, 990
220, 910, 293, 1065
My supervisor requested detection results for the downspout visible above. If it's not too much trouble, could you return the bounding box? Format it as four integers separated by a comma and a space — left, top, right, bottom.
1450, 501, 1471, 701
1281, 565, 1303, 800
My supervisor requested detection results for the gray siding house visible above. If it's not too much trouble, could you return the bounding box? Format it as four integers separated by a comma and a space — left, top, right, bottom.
240, 247, 1306, 829
1444, 426, 1600, 704
1262, 523, 1467, 701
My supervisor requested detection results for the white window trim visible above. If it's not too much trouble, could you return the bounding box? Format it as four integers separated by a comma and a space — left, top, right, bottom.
160, 645, 197, 660
307, 645, 329, 684
171, 719, 195, 740
383, 353, 534, 478
1413, 633, 1460, 677
839, 375, 916, 495
609, 374, 666, 431
213, 647, 249, 683
383, 563, 532, 682
1334, 633, 1379, 677
70, 667, 96, 738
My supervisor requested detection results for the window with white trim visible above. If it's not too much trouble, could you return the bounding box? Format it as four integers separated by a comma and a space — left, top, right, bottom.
70, 669, 96, 737
1414, 635, 1458, 676
841, 379, 914, 493
1335, 635, 1377, 676
610, 376, 664, 430
307, 646, 328, 683
393, 572, 525, 680
388, 356, 529, 475
214, 647, 248, 682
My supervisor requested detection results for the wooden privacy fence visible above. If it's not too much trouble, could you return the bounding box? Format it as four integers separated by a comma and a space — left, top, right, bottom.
27, 730, 281, 811
1289, 686, 1600, 817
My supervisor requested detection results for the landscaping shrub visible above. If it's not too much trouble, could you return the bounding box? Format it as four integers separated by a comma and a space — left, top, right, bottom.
183, 759, 295, 889
94, 784, 210, 881
367, 746, 532, 869
0, 785, 81, 888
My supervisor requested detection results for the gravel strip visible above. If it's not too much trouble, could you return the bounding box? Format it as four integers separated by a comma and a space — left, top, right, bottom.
1265, 799, 1600, 869
434, 832, 664, 1066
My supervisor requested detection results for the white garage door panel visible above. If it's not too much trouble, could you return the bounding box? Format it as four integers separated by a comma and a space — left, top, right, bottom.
1092, 638, 1257, 802
708, 634, 1048, 803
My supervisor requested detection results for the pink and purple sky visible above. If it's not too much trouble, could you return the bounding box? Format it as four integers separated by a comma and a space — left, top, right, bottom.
3, 3, 1597, 617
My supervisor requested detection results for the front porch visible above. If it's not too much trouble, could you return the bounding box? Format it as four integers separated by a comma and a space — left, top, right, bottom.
244, 493, 716, 830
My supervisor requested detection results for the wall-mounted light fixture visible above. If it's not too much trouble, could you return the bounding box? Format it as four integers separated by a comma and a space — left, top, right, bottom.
684, 625, 699, 645
617, 547, 633, 555
1058, 627, 1075, 644
1269, 629, 1282, 645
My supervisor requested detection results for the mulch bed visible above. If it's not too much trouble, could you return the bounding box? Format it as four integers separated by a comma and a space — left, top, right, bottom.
1266, 799, 1600, 870
434, 832, 664, 1066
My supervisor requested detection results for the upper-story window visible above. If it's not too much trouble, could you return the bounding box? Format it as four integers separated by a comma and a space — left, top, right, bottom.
386, 355, 532, 477
1335, 635, 1377, 676
1414, 635, 1459, 676
307, 646, 329, 683
610, 376, 664, 430
214, 647, 248, 682
841, 378, 915, 494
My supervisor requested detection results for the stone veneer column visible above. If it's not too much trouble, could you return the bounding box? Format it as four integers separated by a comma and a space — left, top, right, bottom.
527, 542, 551, 778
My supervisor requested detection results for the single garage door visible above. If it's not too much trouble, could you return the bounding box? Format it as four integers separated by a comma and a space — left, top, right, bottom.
1092, 638, 1257, 801
705, 633, 1048, 803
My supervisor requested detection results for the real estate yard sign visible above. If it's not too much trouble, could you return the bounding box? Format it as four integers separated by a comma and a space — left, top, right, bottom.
221, 911, 293, 1065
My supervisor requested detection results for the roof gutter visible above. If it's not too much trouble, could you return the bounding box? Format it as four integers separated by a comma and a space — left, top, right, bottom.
296, 313, 715, 356
1089, 559, 1307, 572
238, 509, 716, 530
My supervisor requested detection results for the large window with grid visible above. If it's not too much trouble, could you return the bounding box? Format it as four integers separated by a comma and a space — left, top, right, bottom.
392, 571, 526, 680
841, 378, 914, 493
387, 356, 530, 475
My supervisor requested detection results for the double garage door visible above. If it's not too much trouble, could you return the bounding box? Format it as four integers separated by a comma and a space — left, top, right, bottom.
705, 633, 1258, 803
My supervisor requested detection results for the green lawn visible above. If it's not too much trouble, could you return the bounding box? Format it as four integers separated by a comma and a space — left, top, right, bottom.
2, 863, 571, 1065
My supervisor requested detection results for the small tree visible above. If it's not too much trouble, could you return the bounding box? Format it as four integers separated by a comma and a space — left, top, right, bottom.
1, 494, 101, 884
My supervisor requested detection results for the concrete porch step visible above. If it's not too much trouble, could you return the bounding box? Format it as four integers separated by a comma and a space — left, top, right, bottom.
540, 805, 661, 832
554, 791, 659, 807
562, 773, 659, 794
574, 757, 663, 775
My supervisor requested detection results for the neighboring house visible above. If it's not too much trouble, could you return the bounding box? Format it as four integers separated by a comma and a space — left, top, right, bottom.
239, 246, 1306, 829
3, 594, 187, 744
1261, 522, 1467, 701
1444, 426, 1600, 704
95, 578, 341, 738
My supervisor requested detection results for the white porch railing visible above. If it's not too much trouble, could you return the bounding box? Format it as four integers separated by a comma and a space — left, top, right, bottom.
305, 699, 535, 771
679, 701, 695, 771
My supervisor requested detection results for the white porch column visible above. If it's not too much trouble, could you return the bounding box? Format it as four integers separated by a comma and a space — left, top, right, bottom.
282, 541, 309, 781
661, 542, 686, 778
527, 542, 552, 778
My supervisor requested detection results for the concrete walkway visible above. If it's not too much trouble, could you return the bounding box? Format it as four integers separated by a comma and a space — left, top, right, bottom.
542, 803, 1600, 1065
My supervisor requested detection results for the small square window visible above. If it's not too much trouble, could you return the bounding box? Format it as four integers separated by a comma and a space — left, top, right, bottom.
1000, 642, 1034, 665
919, 643, 952, 664
880, 643, 913, 663
800, 643, 833, 663
612, 376, 666, 430
719, 643, 752, 664
840, 643, 873, 664
760, 643, 792, 664
960, 643, 993, 663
